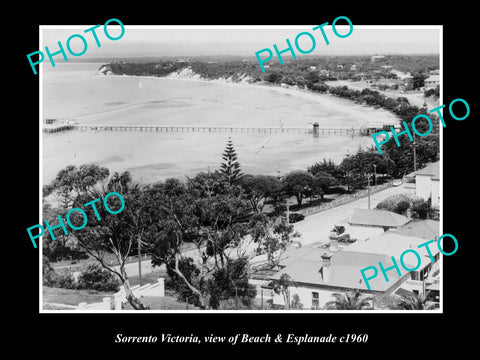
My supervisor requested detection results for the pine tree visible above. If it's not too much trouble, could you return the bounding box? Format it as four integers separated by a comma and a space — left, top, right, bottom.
220, 138, 243, 185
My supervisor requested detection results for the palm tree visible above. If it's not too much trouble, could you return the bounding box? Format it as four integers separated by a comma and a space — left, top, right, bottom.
325, 289, 374, 310
396, 291, 437, 310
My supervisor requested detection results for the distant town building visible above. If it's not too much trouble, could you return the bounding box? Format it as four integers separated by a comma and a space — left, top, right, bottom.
371, 55, 385, 62
337, 64, 344, 69
350, 64, 357, 71
424, 75, 440, 90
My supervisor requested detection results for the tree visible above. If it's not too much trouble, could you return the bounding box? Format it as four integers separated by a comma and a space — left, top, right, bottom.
378, 292, 437, 310
239, 174, 282, 213
411, 72, 428, 90
207, 257, 257, 309
249, 213, 299, 267
145, 174, 257, 309
339, 149, 394, 189
308, 158, 340, 179
396, 292, 437, 310
311, 171, 337, 200
77, 263, 120, 292
67, 170, 151, 310
43, 164, 110, 261
281, 171, 314, 208
219, 138, 243, 186
166, 257, 202, 307
290, 294, 303, 310
325, 290, 373, 310
44, 164, 110, 208
43, 256, 57, 286
272, 273, 292, 309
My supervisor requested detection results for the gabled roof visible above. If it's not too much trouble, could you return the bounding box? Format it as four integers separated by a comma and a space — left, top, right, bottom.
346, 232, 439, 268
395, 219, 440, 240
415, 162, 439, 180
349, 209, 410, 228
271, 247, 405, 292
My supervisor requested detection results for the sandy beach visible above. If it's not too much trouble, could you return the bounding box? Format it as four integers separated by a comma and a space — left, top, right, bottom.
42, 63, 401, 185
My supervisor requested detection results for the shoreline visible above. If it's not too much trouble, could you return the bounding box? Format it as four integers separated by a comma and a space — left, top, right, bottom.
93, 68, 401, 128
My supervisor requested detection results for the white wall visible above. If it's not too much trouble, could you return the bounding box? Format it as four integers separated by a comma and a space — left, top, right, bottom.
416, 175, 439, 209
431, 179, 440, 209
415, 175, 432, 202
273, 285, 337, 309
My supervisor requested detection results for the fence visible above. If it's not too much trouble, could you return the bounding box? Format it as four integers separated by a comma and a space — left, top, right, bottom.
299, 181, 394, 217
44, 278, 167, 311
113, 278, 165, 310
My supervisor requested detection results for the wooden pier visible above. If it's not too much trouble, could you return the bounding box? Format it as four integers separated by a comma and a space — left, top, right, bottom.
67, 125, 369, 136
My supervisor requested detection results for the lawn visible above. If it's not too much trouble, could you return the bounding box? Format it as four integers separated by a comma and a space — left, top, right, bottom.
43, 286, 116, 307
128, 269, 168, 287
122, 296, 202, 310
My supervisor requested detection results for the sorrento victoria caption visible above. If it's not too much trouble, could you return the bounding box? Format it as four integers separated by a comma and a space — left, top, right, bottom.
40, 24, 442, 311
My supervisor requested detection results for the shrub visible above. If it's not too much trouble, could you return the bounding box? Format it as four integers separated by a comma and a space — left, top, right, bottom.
376, 193, 423, 214
55, 271, 77, 289
43, 256, 57, 286
77, 263, 120, 292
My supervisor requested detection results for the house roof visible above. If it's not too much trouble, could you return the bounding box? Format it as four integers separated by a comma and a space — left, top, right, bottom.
271, 246, 406, 292
346, 232, 439, 268
349, 209, 410, 228
425, 75, 440, 82
394, 219, 440, 240
415, 162, 439, 180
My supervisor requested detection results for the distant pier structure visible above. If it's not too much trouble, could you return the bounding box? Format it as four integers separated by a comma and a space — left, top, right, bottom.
69, 124, 374, 136
43, 120, 388, 137
43, 118, 75, 133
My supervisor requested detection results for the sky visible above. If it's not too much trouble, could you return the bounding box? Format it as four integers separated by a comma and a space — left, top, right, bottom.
40, 25, 441, 59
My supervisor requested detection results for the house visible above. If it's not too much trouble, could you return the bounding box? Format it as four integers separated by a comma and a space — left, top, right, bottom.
415, 162, 440, 209
269, 244, 410, 309
393, 219, 440, 241
349, 209, 411, 230
350, 64, 357, 71
424, 75, 440, 90
346, 232, 440, 295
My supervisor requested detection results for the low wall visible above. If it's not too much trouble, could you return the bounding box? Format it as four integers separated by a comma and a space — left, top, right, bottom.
299, 181, 393, 217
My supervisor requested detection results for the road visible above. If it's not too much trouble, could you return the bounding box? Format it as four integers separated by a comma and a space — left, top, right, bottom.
64, 184, 409, 279
292, 183, 410, 245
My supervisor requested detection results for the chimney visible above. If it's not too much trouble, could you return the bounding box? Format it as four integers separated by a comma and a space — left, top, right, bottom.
406, 208, 412, 219
321, 252, 333, 283
329, 231, 339, 252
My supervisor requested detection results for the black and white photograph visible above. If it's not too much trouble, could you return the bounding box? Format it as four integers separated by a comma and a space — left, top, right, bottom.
39, 24, 443, 313
14, 5, 476, 354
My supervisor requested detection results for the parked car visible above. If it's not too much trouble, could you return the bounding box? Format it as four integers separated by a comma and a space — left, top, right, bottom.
289, 213, 305, 223
392, 179, 403, 186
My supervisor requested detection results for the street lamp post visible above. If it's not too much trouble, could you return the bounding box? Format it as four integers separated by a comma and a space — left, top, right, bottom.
367, 174, 371, 210
373, 164, 377, 187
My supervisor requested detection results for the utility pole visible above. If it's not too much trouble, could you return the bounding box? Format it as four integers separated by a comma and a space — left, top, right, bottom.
413, 132, 417, 172
367, 174, 371, 210
137, 236, 142, 286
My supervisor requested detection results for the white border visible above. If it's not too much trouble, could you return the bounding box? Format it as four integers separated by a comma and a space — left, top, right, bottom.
39, 24, 443, 314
